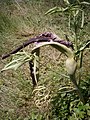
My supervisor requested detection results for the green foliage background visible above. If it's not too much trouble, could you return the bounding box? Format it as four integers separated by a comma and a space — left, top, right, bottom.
0, 0, 90, 120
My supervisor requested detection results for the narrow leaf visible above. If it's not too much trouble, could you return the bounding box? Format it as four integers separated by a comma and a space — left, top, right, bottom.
45, 7, 58, 15
1, 51, 33, 72
81, 11, 84, 28
80, 2, 90, 5
45, 7, 69, 15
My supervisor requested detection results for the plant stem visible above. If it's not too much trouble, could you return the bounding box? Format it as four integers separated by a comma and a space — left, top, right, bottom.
78, 51, 83, 85
74, 15, 78, 51
29, 48, 40, 88
70, 74, 85, 104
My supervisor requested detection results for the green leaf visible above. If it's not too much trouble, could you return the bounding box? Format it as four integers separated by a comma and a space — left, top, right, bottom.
75, 40, 90, 55
81, 11, 84, 28
45, 6, 69, 15
1, 51, 33, 71
80, 2, 90, 5
64, 0, 70, 5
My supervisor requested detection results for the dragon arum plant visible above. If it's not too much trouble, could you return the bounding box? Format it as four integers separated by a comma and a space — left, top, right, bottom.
1, 31, 87, 104
45, 0, 90, 102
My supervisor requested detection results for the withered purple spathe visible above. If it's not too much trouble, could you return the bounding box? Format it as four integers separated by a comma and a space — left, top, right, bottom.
2, 32, 74, 59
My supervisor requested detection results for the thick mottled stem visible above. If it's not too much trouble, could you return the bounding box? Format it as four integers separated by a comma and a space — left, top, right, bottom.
29, 61, 37, 87
70, 74, 85, 104
65, 57, 85, 103
29, 48, 40, 88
